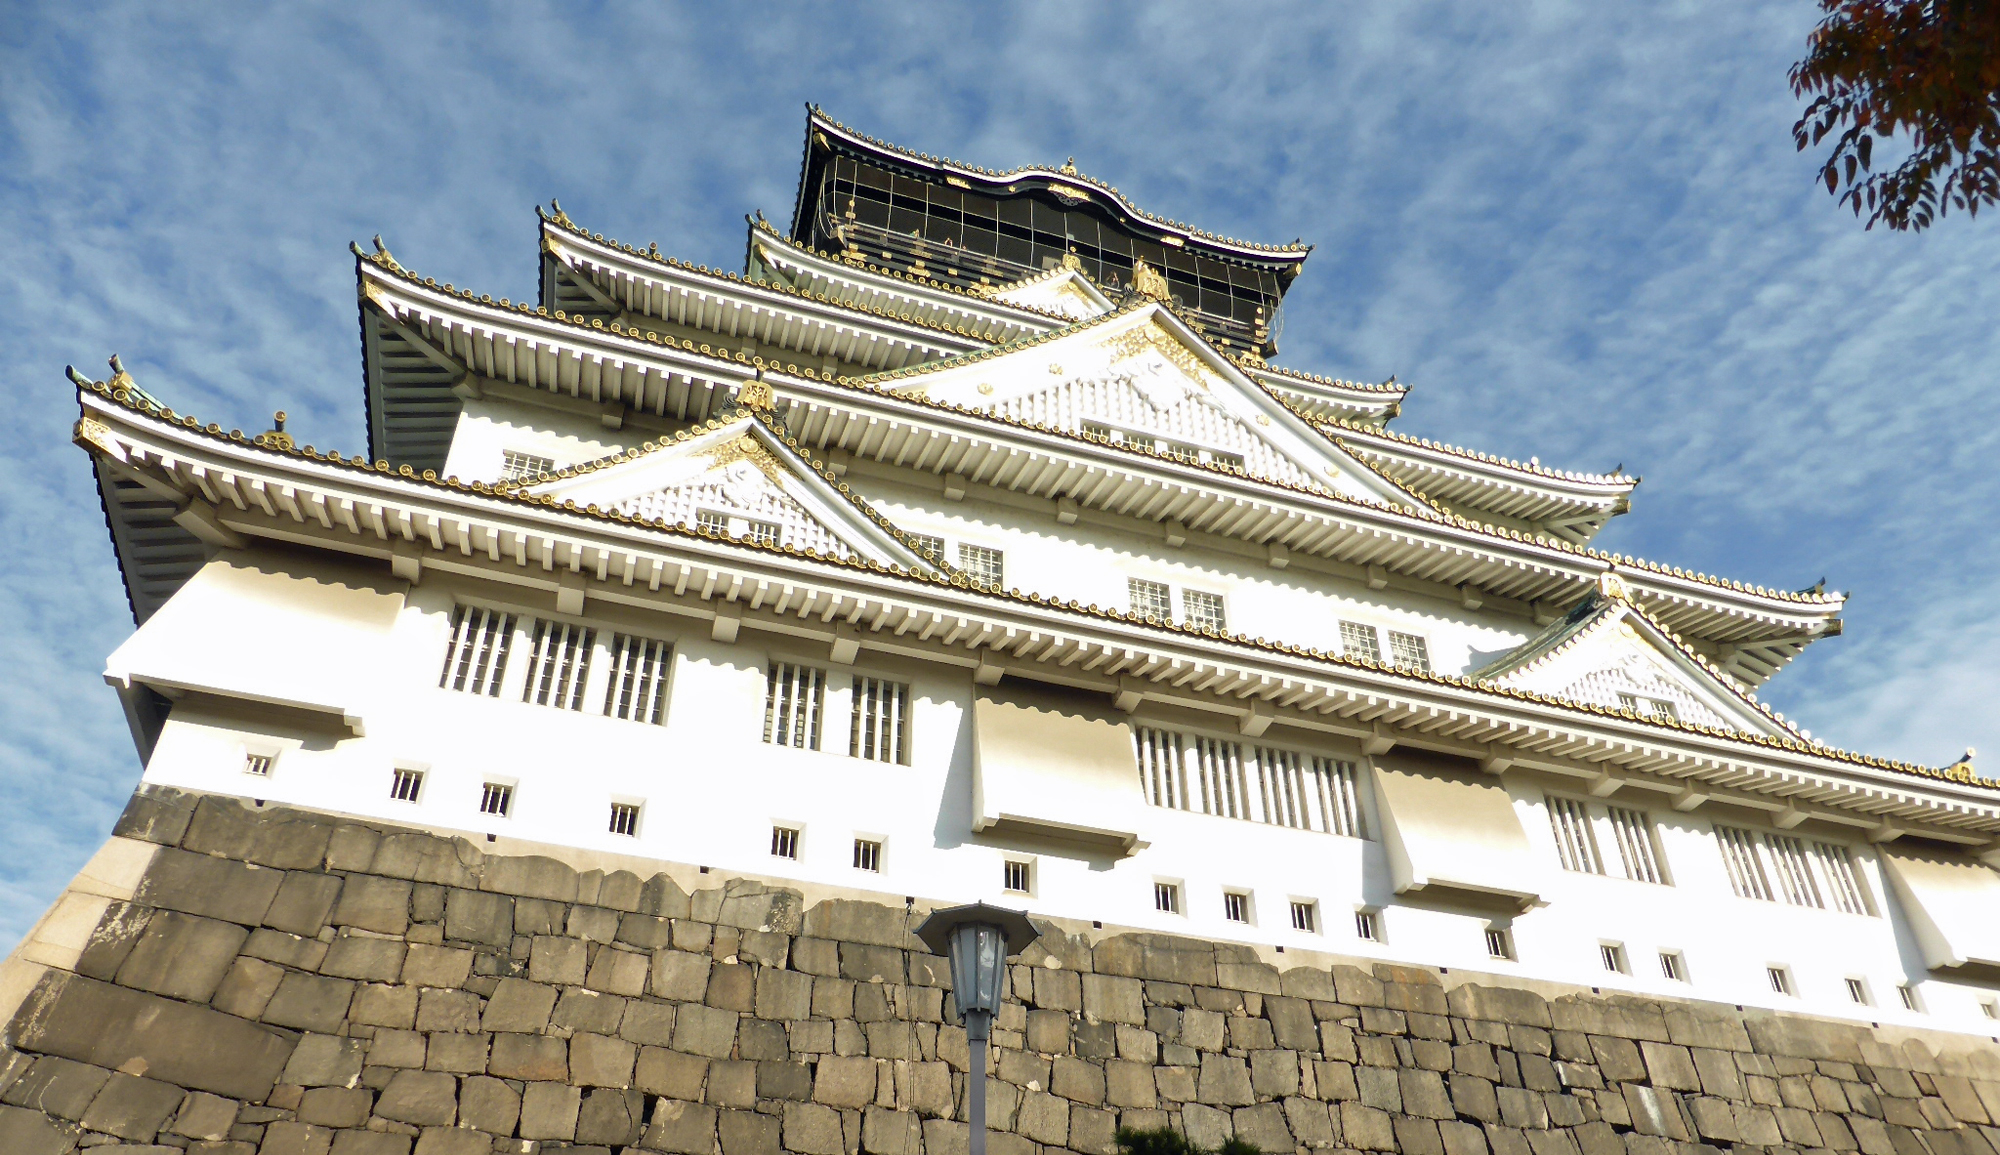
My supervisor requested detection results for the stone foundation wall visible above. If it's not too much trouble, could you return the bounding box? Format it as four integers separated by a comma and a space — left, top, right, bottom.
2, 787, 1999, 1155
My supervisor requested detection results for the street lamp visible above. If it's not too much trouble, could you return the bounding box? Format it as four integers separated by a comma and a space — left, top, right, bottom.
916, 902, 1039, 1155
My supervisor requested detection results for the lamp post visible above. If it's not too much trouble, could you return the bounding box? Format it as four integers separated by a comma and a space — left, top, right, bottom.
915, 902, 1039, 1155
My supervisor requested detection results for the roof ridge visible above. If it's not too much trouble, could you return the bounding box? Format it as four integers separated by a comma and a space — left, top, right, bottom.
747, 218, 1082, 326
1245, 360, 1407, 396
1324, 415, 1638, 488
74, 374, 1971, 790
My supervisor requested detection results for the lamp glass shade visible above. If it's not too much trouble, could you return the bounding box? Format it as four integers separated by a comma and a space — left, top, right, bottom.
948, 922, 1008, 1017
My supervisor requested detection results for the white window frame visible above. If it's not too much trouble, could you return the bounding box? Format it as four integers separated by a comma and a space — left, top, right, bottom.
1128, 577, 1173, 621
848, 675, 911, 765
1767, 965, 1795, 996
1599, 942, 1629, 975
608, 799, 643, 838
1354, 908, 1382, 943
958, 543, 1005, 588
389, 765, 426, 804
1659, 950, 1688, 982
1485, 926, 1516, 961
1222, 890, 1254, 925
522, 618, 596, 711
500, 449, 556, 482
1546, 795, 1605, 875
1844, 977, 1872, 1006
1606, 805, 1668, 884
1339, 621, 1383, 663
1182, 588, 1227, 632
1897, 984, 1922, 1012
1136, 726, 1369, 838
771, 824, 802, 860
1289, 900, 1319, 934
852, 836, 883, 873
1002, 857, 1034, 896
1386, 630, 1431, 673
763, 663, 827, 750
479, 779, 516, 819
602, 633, 674, 725
439, 604, 516, 697
1153, 880, 1182, 915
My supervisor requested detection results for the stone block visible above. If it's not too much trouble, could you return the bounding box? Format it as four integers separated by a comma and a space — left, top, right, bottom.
0, 1104, 78, 1155
481, 978, 557, 1033
617, 913, 675, 950
1199, 1053, 1256, 1107
636, 1048, 708, 1100
1687, 1095, 1739, 1141
1018, 1089, 1071, 1145
264, 872, 344, 938
1081, 973, 1145, 1025
9, 972, 294, 1101
586, 946, 651, 997
814, 977, 856, 1020
1398, 1115, 1448, 1155
614, 998, 675, 1048
651, 949, 711, 1001
332, 876, 411, 936
425, 1031, 490, 1074
399, 944, 472, 989
1641, 1042, 1701, 1091
631, 1096, 709, 1152
1343, 1101, 1397, 1150
569, 1032, 636, 1088
415, 987, 482, 1033
1234, 1100, 1295, 1151
296, 1086, 373, 1128
1550, 999, 1669, 1044
1262, 994, 1317, 1051
442, 888, 512, 947
1690, 1047, 1744, 1099
73, 899, 152, 981
576, 1086, 646, 1145
134, 847, 285, 926
371, 832, 481, 889
529, 936, 587, 985
1452, 1075, 1501, 1124
113, 786, 196, 845
1448, 985, 1553, 1029
1032, 968, 1083, 1013
375, 1069, 457, 1126
210, 956, 286, 1020
758, 967, 815, 1021
801, 899, 912, 948
1589, 1035, 1646, 1083
411, 1127, 488, 1155
349, 983, 418, 1030
639, 872, 692, 919
182, 798, 333, 870
480, 854, 578, 901
489, 1034, 567, 1082
244, 927, 327, 970
1053, 1054, 1106, 1105
815, 1055, 878, 1108
718, 1106, 781, 1155
1092, 935, 1218, 987
673, 1002, 739, 1059
262, 972, 356, 1032
77, 1071, 183, 1141
862, 1105, 923, 1155
840, 942, 904, 984
1443, 1118, 1491, 1155
759, 1059, 814, 1102
519, 1080, 582, 1141
555, 988, 627, 1035
1496, 1086, 1546, 1129
1250, 1049, 1300, 1098
568, 904, 620, 943
705, 1058, 757, 1107
283, 1034, 366, 1088
1520, 1126, 1580, 1155
1665, 1008, 1752, 1053
168, 1091, 240, 1141
1317, 1059, 1359, 1102
1402, 1066, 1454, 1119
782, 1100, 845, 1155
259, 1120, 336, 1155
1183, 1102, 1233, 1150
1359, 1065, 1402, 1112
329, 1130, 413, 1155
369, 1029, 428, 1069
1280, 966, 1339, 1002
1, 1056, 109, 1120
1622, 1084, 1691, 1140
319, 934, 406, 983
457, 1076, 518, 1135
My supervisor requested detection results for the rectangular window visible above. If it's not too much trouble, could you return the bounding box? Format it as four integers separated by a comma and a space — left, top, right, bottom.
1768, 966, 1794, 996
1846, 978, 1870, 1005
440, 605, 514, 696
1183, 589, 1227, 632
1766, 834, 1825, 909
770, 826, 800, 859
1600, 943, 1629, 974
1355, 910, 1380, 942
1898, 984, 1921, 1012
1982, 1000, 1998, 1020
849, 677, 910, 764
1812, 842, 1871, 915
1291, 901, 1317, 933
696, 509, 730, 535
1607, 806, 1666, 884
958, 543, 1004, 588
763, 663, 825, 749
608, 803, 640, 837
1135, 727, 1188, 810
852, 839, 881, 872
1387, 631, 1432, 673
523, 620, 595, 711
1659, 951, 1687, 982
1547, 796, 1605, 875
389, 768, 424, 803
1222, 892, 1251, 923
500, 449, 555, 482
1339, 621, 1382, 662
1486, 927, 1515, 960
480, 782, 513, 817
1003, 860, 1032, 894
1313, 757, 1368, 839
1715, 825, 1775, 901
243, 753, 274, 777
1128, 578, 1173, 621
1251, 749, 1368, 838
743, 519, 782, 547
908, 533, 946, 562
603, 634, 672, 724
1155, 882, 1180, 913
1190, 737, 1249, 819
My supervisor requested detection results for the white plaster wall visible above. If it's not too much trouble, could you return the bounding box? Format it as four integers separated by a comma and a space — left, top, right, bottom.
440, 396, 650, 484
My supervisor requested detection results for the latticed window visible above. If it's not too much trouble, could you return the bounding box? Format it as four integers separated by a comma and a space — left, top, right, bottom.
608, 803, 640, 837
603, 634, 672, 724
389, 768, 424, 802
1766, 834, 1824, 909
1253, 748, 1367, 838
1387, 631, 1431, 673
849, 677, 910, 764
1714, 825, 1775, 900
500, 449, 555, 481
763, 664, 825, 749
743, 519, 781, 547
958, 543, 1004, 587
1191, 737, 1249, 819
1135, 728, 1188, 810
696, 509, 730, 535
1547, 796, 1604, 874
1183, 589, 1226, 632
908, 534, 945, 562
1813, 841, 1871, 914
1340, 621, 1382, 662
480, 782, 513, 817
1607, 806, 1666, 884
524, 620, 595, 711
1128, 578, 1172, 621
440, 605, 514, 696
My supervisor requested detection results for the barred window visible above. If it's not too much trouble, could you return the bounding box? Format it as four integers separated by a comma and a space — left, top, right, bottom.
763, 664, 825, 749
1183, 589, 1227, 631
480, 782, 513, 817
908, 533, 946, 562
440, 605, 514, 696
1253, 749, 1368, 838
696, 509, 730, 535
853, 839, 881, 872
1768, 966, 1794, 996
1154, 882, 1180, 913
500, 449, 555, 481
958, 543, 1004, 587
1135, 727, 1188, 810
1387, 631, 1431, 673
1291, 901, 1317, 933
1660, 951, 1687, 982
389, 768, 424, 802
1607, 806, 1666, 884
771, 826, 799, 859
1714, 825, 1774, 901
1190, 736, 1249, 819
1547, 796, 1605, 874
1897, 984, 1921, 1011
1845, 978, 1870, 1005
1766, 834, 1824, 909
1339, 621, 1382, 662
603, 634, 672, 724
524, 620, 595, 711
1355, 910, 1380, 941
1600, 943, 1629, 974
1003, 860, 1031, 893
743, 519, 781, 547
1223, 892, 1251, 923
243, 752, 274, 777
1129, 578, 1173, 621
608, 803, 640, 837
849, 677, 910, 764
1486, 927, 1515, 960
1812, 841, 1871, 915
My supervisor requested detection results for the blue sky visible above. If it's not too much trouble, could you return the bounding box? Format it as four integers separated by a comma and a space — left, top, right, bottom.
2, 2, 1996, 950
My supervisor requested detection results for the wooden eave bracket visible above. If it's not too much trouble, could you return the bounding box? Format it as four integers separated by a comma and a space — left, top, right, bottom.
172, 498, 244, 549
372, 305, 469, 385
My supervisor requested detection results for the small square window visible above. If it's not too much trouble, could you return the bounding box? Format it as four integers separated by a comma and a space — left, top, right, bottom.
1767, 966, 1794, 996
500, 449, 556, 482
1003, 859, 1032, 894
1600, 943, 1629, 975
771, 826, 800, 860
480, 782, 513, 817
1981, 1000, 1998, 1020
1387, 631, 1431, 673
1897, 984, 1921, 1012
389, 768, 424, 803
1155, 882, 1180, 913
1845, 978, 1870, 1006
1659, 951, 1688, 982
696, 509, 730, 536
1339, 621, 1382, 662
959, 544, 1005, 588
1290, 901, 1317, 933
243, 752, 275, 777
1129, 578, 1173, 621
608, 803, 641, 837
1222, 892, 1251, 923
1355, 909, 1381, 942
1183, 589, 1226, 632
853, 839, 882, 872
1485, 927, 1515, 960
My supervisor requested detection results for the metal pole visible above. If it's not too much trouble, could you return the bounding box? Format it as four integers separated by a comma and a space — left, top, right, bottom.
967, 1008, 990, 1155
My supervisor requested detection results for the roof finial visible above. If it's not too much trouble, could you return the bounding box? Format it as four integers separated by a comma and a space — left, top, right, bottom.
548, 199, 574, 228
258, 409, 295, 451
1130, 258, 1170, 301
370, 235, 403, 273
1060, 157, 1078, 175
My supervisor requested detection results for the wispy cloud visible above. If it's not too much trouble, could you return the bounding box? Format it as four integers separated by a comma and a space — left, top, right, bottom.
2, 0, 1995, 947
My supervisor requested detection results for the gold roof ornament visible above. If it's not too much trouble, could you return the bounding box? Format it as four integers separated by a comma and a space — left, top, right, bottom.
1598, 570, 1631, 601
1130, 258, 1171, 301
1059, 157, 1078, 175
736, 374, 776, 410
1061, 251, 1083, 273
256, 410, 295, 452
